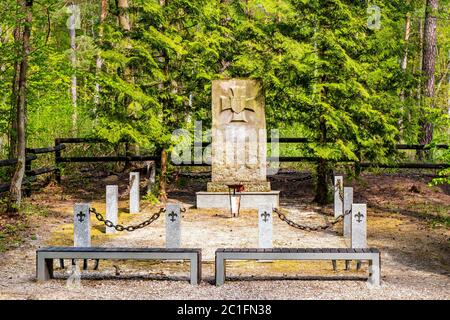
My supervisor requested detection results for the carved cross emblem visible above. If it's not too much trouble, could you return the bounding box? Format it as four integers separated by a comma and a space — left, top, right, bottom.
168, 211, 178, 222
77, 211, 86, 223
260, 211, 270, 223
354, 211, 364, 223
220, 86, 256, 123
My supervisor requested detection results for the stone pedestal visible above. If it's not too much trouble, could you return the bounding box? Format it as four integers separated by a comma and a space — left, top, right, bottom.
258, 206, 273, 248
166, 204, 181, 248
106, 185, 118, 234
351, 204, 367, 248
196, 191, 280, 209
343, 187, 353, 239
129, 172, 140, 214
334, 176, 344, 218
74, 203, 90, 247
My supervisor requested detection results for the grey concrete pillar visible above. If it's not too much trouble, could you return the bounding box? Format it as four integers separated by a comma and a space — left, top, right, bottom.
74, 203, 90, 247
149, 162, 156, 184
166, 204, 181, 248
130, 172, 140, 214
258, 206, 273, 248
351, 203, 367, 248
343, 187, 353, 238
334, 176, 344, 218
106, 185, 118, 234
146, 161, 156, 194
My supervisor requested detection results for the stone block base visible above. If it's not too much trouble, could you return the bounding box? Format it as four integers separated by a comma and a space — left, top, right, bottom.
196, 191, 280, 209
207, 181, 271, 192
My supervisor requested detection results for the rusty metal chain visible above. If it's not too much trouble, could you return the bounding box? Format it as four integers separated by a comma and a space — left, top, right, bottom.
90, 207, 164, 232
273, 207, 350, 232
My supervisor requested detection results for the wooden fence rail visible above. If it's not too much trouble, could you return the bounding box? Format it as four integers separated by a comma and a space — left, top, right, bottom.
1, 137, 448, 195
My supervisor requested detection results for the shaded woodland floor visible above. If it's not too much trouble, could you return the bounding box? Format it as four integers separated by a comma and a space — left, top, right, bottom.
0, 169, 449, 299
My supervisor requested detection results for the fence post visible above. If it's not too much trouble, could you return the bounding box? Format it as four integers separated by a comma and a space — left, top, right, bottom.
130, 172, 140, 214
334, 175, 344, 218
24, 154, 32, 197
106, 185, 119, 234
54, 138, 61, 183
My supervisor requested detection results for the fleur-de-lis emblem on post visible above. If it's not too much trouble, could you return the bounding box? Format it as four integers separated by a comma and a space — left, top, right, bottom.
354, 211, 364, 223
261, 211, 270, 223
168, 211, 178, 222
77, 211, 85, 223
220, 86, 256, 123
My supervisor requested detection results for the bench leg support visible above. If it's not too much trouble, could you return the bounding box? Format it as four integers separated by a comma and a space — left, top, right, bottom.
368, 255, 381, 286
356, 260, 362, 271
345, 260, 350, 271
37, 256, 53, 281
215, 256, 225, 286
190, 255, 200, 285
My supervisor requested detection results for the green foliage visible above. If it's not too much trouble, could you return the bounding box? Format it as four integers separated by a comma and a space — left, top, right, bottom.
0, 0, 448, 183
142, 191, 160, 205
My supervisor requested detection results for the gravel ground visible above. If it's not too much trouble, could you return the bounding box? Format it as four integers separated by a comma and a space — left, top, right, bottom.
0, 194, 449, 300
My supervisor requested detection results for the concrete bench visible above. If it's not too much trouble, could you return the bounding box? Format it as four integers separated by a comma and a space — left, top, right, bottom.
36, 247, 202, 285
215, 248, 380, 286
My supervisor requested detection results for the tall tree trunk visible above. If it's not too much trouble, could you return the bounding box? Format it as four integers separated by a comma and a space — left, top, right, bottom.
9, 27, 22, 159
398, 13, 411, 138
447, 50, 450, 137
94, 0, 108, 112
159, 148, 168, 202
68, 3, 78, 135
314, 117, 329, 205
117, 0, 131, 32
117, 0, 139, 166
8, 0, 33, 215
419, 0, 438, 147
157, 0, 169, 201
312, 24, 330, 205
401, 14, 411, 73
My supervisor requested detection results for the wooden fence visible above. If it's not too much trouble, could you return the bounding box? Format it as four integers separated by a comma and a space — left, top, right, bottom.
0, 144, 65, 195
0, 137, 448, 195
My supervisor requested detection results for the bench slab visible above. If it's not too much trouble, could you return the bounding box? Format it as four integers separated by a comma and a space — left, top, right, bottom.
215, 248, 381, 286
36, 247, 202, 285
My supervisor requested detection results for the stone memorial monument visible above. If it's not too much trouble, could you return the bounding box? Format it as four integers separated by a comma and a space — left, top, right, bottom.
196, 79, 279, 209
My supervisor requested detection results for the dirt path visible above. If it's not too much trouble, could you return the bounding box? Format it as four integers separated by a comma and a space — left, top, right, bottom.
0, 172, 449, 300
